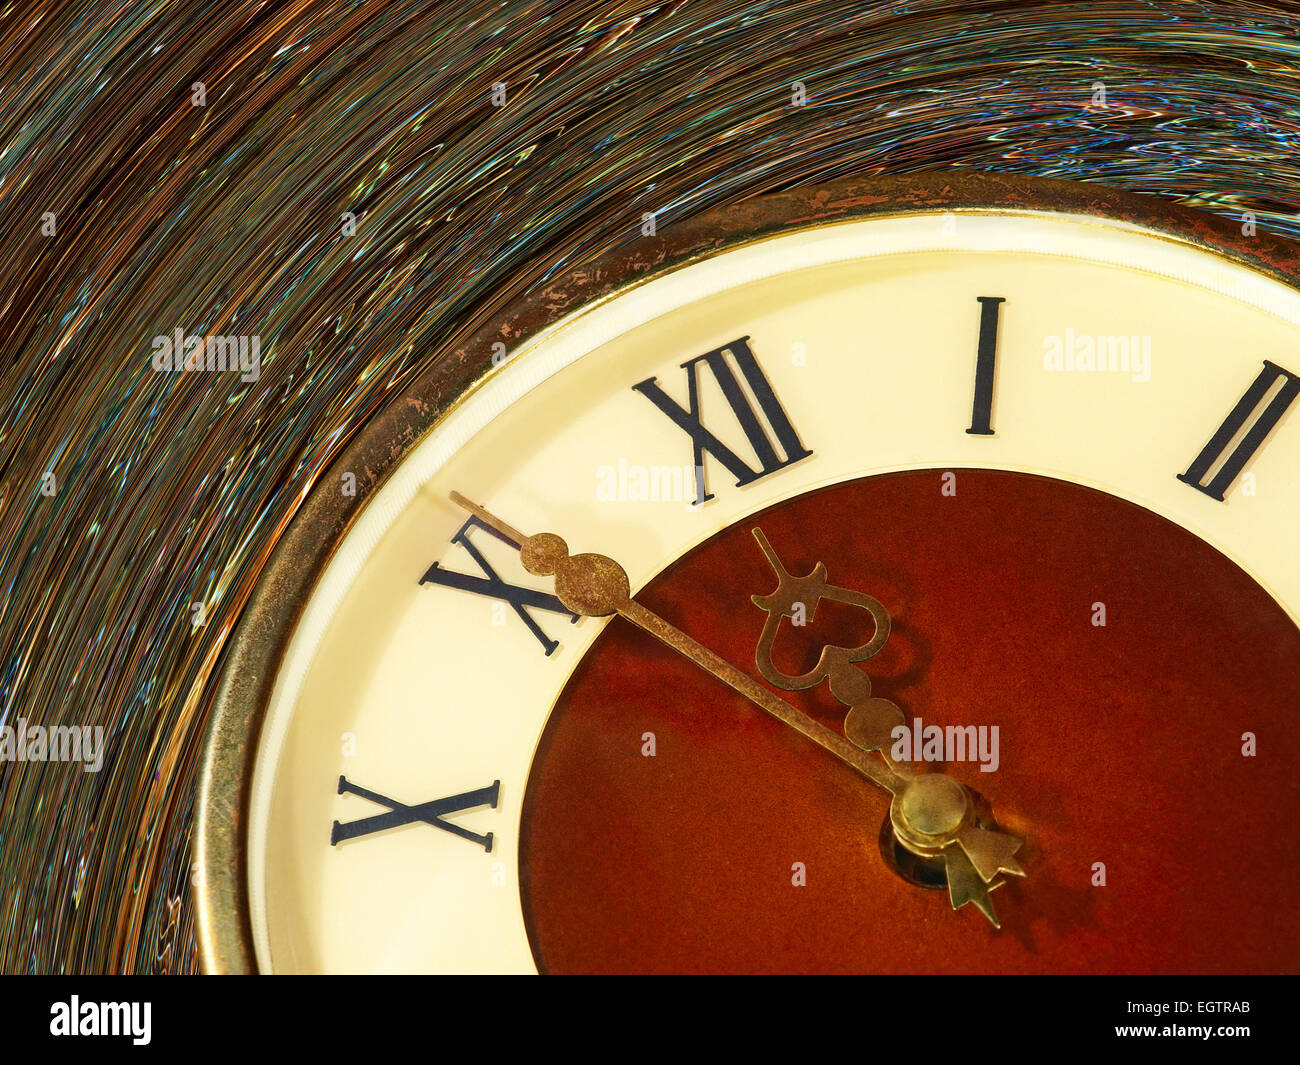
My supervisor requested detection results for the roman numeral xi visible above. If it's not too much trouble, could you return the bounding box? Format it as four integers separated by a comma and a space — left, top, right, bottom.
1178, 360, 1299, 500
421, 514, 578, 655
633, 336, 812, 506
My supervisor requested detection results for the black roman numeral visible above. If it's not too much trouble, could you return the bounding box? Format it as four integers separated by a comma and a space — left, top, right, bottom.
633, 336, 812, 506
421, 515, 578, 655
330, 776, 500, 851
1177, 360, 1299, 500
966, 296, 1006, 436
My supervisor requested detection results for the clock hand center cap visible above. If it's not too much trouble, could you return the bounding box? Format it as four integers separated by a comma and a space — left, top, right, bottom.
894, 774, 969, 842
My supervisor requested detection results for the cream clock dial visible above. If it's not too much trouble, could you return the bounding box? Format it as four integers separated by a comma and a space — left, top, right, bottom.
198, 177, 1300, 975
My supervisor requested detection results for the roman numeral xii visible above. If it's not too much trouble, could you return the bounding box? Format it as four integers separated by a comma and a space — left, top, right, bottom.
632, 337, 812, 506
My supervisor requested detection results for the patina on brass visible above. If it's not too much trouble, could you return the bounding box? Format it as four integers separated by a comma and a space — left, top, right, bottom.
199, 174, 1300, 973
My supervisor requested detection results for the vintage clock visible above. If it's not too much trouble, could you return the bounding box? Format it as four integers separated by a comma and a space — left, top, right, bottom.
196, 174, 1300, 974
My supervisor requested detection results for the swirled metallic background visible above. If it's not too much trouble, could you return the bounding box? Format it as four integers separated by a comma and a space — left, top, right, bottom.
1, 0, 1298, 974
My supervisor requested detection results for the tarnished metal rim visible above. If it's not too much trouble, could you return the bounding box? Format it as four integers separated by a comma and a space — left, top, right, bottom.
195, 172, 1300, 973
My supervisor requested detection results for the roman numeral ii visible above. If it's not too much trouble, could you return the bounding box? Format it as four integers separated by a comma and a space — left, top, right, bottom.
1177, 360, 1299, 500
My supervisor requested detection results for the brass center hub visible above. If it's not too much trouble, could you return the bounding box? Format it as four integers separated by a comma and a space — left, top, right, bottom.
893, 774, 969, 847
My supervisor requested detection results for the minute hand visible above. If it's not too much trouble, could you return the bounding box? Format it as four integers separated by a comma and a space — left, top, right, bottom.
449, 491, 904, 795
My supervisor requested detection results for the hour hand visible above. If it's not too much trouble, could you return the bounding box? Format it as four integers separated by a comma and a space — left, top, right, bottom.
944, 847, 1006, 927
751, 524, 1027, 927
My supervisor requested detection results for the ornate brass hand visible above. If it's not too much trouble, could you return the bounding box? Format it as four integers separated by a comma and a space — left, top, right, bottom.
749, 527, 1025, 925
449, 492, 1025, 926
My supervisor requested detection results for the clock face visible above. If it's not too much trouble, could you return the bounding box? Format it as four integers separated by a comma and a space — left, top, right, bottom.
200, 184, 1300, 974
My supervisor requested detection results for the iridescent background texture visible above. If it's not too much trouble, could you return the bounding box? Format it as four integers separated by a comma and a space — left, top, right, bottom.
0, 0, 1297, 973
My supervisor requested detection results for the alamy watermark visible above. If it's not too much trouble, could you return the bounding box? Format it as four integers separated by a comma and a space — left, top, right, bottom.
151, 329, 260, 382
596, 460, 705, 509
1043, 328, 1151, 383
890, 716, 999, 772
0, 718, 105, 772
50, 997, 150, 1045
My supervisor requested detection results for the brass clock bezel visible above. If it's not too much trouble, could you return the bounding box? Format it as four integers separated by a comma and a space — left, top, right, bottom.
195, 172, 1300, 974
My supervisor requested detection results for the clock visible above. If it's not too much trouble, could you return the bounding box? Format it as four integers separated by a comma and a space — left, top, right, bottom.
196, 173, 1300, 974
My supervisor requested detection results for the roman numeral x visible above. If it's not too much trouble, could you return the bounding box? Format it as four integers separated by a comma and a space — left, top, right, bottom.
330, 776, 501, 851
